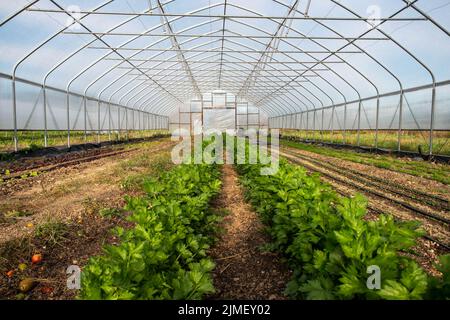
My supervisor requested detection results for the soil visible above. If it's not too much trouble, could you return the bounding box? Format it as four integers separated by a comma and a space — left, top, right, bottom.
0, 140, 173, 245
281, 146, 450, 200
208, 165, 292, 300
0, 213, 133, 300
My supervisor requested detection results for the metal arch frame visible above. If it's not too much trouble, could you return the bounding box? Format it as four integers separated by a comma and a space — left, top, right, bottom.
70, 12, 226, 118
226, 3, 365, 110
0, 1, 40, 28
116, 80, 149, 136
220, 35, 330, 109
236, 0, 302, 99
221, 28, 339, 110
255, 2, 420, 102
154, 0, 202, 98
106, 79, 168, 136
218, 0, 228, 90
265, 0, 435, 150
0, 0, 422, 116
214, 10, 361, 118
271, 0, 404, 147
52, 1, 358, 117
76, 4, 330, 131
10, 0, 173, 149
52, 0, 422, 124
270, 0, 442, 154
90, 32, 224, 116
110, 22, 333, 117
220, 54, 316, 115
331, 0, 440, 154
156, 10, 342, 110
52, 0, 178, 144
42, 2, 168, 145
14, 0, 440, 105
214, 18, 353, 133
11, 0, 113, 150
31, 1, 384, 119
50, 0, 182, 106
25, 8, 428, 22
126, 45, 306, 116
67, 3, 226, 108
1, 0, 448, 155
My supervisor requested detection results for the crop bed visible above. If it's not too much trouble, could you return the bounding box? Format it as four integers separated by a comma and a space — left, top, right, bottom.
80, 163, 222, 299
282, 149, 449, 211
0, 134, 170, 177
279, 148, 450, 252
0, 148, 136, 182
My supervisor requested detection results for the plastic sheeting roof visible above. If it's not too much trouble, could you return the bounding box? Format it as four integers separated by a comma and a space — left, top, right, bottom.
1, 0, 449, 117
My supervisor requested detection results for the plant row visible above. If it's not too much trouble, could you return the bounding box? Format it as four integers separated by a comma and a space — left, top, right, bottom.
236, 153, 449, 300
80, 163, 222, 299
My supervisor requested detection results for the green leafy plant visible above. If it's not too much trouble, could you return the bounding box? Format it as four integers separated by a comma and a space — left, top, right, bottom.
98, 207, 124, 218
80, 163, 221, 300
426, 254, 450, 299
235, 141, 445, 300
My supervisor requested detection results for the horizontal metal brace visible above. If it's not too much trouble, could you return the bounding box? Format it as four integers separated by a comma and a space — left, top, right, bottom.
87, 47, 362, 54
104, 58, 347, 63
62, 31, 390, 41
26, 9, 426, 21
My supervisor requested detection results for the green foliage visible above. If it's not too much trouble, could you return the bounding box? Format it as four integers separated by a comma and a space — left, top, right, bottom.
98, 207, 124, 218
0, 209, 33, 224
236, 143, 442, 300
80, 163, 221, 300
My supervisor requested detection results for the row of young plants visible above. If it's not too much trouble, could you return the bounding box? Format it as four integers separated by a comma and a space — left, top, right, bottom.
80, 162, 222, 299
235, 147, 449, 300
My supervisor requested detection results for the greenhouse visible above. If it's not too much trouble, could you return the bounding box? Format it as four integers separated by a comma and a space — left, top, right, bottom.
0, 0, 449, 305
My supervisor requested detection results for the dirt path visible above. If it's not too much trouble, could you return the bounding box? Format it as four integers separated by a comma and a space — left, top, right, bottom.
209, 165, 291, 300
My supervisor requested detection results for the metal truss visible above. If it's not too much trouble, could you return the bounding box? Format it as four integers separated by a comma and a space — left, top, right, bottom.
0, 0, 449, 154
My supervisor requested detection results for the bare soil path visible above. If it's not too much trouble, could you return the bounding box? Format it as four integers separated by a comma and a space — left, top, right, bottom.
208, 165, 291, 300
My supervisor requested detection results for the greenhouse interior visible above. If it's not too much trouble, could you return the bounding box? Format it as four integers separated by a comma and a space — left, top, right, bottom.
0, 0, 449, 306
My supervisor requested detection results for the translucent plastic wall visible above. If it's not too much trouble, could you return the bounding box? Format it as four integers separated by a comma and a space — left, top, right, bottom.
0, 74, 169, 151
0, 75, 168, 132
169, 91, 267, 134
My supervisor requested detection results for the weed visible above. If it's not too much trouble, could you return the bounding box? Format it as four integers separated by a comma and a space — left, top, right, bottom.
35, 219, 69, 247
0, 210, 32, 224
81, 197, 104, 216
0, 237, 33, 270
98, 207, 123, 218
